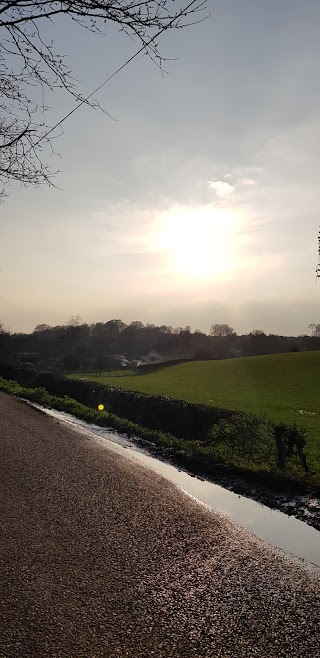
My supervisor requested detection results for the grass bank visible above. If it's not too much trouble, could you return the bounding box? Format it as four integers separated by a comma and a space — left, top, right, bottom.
0, 375, 318, 495
0, 376, 193, 456
70, 351, 320, 475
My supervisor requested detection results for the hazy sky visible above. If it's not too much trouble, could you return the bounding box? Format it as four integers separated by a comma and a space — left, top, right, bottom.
1, 0, 320, 334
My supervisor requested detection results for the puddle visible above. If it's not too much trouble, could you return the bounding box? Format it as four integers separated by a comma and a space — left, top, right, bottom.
23, 401, 320, 567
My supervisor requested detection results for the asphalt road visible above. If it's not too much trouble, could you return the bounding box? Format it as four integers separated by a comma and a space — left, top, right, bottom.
0, 392, 319, 658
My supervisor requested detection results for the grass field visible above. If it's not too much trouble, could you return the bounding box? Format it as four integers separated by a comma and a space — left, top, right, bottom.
70, 351, 320, 470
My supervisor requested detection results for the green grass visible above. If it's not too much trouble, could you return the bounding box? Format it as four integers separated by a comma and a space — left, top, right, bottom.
70, 352, 320, 472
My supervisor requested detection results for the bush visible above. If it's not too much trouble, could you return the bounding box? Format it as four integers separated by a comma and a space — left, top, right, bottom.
274, 422, 309, 472
206, 415, 276, 467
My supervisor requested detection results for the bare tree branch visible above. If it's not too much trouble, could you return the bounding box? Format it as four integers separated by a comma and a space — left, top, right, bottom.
0, 0, 208, 198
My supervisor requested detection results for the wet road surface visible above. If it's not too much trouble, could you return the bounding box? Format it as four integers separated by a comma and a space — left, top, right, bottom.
0, 393, 319, 658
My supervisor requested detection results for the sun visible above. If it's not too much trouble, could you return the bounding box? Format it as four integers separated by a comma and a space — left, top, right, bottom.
154, 204, 238, 279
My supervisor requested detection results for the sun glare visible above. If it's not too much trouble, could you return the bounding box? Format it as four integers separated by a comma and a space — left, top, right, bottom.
154, 205, 239, 280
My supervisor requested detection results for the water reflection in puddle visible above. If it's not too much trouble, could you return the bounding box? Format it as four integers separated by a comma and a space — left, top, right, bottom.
27, 402, 320, 567
113, 447, 320, 567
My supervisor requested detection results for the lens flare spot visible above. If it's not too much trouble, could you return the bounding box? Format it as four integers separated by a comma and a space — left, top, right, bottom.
98, 404, 104, 411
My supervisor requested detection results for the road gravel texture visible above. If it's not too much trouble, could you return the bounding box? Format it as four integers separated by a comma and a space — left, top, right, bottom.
0, 392, 319, 658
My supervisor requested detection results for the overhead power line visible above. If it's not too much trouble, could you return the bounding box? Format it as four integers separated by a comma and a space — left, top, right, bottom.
31, 0, 206, 152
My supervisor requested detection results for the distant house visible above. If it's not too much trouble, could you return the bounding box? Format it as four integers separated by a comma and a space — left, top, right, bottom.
115, 354, 132, 367
140, 350, 163, 365
120, 358, 131, 368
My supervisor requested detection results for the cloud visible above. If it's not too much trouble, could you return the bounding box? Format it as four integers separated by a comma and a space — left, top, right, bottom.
241, 178, 257, 186
208, 180, 235, 196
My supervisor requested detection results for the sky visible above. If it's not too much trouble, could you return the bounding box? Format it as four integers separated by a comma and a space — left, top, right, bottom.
1, 0, 320, 335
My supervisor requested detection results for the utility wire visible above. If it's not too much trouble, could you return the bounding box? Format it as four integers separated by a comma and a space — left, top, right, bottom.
31, 0, 204, 151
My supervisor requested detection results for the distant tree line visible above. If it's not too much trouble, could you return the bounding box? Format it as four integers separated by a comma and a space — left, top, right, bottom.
1, 318, 320, 371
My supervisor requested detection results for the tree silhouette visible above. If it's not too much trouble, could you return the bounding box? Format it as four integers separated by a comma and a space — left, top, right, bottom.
0, 0, 207, 198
